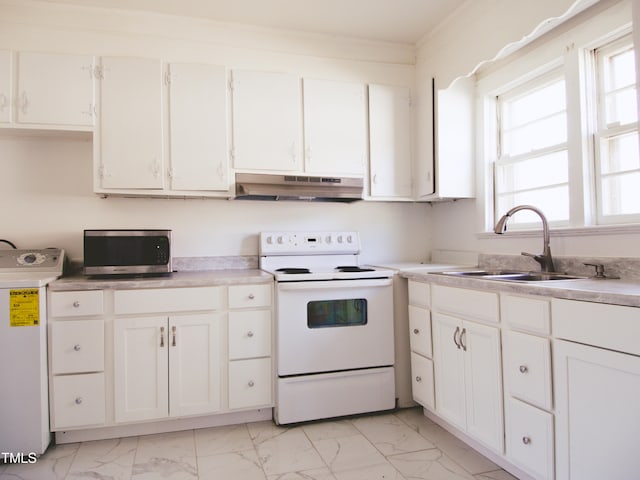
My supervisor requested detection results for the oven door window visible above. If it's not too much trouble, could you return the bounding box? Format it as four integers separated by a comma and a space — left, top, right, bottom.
307, 299, 367, 328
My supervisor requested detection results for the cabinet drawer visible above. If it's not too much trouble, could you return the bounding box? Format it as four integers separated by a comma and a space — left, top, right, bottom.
114, 286, 224, 314
504, 331, 552, 410
228, 284, 271, 309
51, 373, 105, 429
228, 358, 272, 409
229, 310, 271, 360
506, 397, 554, 480
409, 305, 432, 358
410, 352, 435, 410
432, 285, 499, 323
50, 320, 104, 374
49, 290, 104, 317
408, 280, 430, 309
502, 294, 550, 335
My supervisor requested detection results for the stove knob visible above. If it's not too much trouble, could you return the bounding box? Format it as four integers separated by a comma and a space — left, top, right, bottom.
347, 235, 353, 243
266, 236, 273, 244
337, 235, 343, 243
325, 236, 332, 244
277, 236, 284, 244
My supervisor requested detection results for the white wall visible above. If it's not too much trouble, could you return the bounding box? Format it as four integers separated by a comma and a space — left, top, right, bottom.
418, 0, 640, 259
0, 0, 431, 264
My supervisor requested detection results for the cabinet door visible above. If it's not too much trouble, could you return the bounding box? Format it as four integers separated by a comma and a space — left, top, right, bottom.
555, 339, 640, 480
0, 50, 11, 123
17, 52, 95, 126
432, 312, 466, 430
168, 313, 222, 417
113, 316, 168, 423
463, 320, 504, 453
368, 84, 412, 198
231, 70, 302, 172
99, 57, 164, 189
168, 63, 228, 191
303, 78, 366, 176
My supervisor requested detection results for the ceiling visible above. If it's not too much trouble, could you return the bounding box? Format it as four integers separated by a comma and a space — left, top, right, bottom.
38, 0, 467, 45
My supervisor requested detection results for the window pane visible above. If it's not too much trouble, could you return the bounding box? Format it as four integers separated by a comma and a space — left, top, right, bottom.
600, 132, 640, 174
503, 113, 567, 156
601, 172, 640, 216
496, 151, 568, 192
605, 48, 636, 91
605, 88, 638, 125
497, 186, 569, 224
503, 79, 566, 127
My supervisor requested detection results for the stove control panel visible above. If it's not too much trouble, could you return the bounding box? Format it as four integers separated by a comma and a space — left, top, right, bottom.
260, 232, 360, 255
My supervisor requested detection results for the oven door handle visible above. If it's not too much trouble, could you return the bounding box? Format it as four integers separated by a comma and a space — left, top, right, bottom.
277, 278, 392, 290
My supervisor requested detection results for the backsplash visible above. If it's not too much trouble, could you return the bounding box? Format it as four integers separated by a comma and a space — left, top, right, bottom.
479, 254, 640, 281
173, 256, 259, 271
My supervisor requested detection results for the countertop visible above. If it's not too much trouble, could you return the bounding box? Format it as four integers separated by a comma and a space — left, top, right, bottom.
48, 269, 273, 291
400, 269, 640, 308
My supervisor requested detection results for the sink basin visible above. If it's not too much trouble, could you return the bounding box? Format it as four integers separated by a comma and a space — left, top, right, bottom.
433, 270, 585, 282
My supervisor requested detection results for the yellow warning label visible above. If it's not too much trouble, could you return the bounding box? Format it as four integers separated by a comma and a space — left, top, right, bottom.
10, 289, 40, 327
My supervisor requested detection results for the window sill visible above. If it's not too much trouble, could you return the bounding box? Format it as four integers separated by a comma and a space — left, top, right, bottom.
476, 223, 640, 239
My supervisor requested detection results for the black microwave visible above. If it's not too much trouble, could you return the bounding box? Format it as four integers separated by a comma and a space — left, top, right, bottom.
83, 229, 172, 276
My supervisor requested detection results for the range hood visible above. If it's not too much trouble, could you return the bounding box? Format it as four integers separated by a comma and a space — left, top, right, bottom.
235, 173, 363, 202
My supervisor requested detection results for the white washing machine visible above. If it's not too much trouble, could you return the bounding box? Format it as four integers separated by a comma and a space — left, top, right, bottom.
0, 248, 65, 456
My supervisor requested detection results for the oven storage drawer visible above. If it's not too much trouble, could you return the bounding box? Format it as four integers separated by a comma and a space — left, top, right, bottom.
51, 372, 105, 429
228, 310, 271, 359
228, 284, 272, 309
50, 320, 104, 374
50, 290, 104, 317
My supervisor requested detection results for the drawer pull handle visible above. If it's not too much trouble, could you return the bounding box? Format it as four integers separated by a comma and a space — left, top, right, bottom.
75, 397, 83, 405
460, 328, 467, 351
248, 380, 255, 387
160, 326, 165, 348
247, 331, 254, 338
172, 326, 177, 347
413, 328, 420, 335
522, 436, 531, 445
415, 376, 422, 383
453, 326, 461, 349
73, 344, 81, 352
73, 301, 80, 308
519, 365, 529, 374
248, 293, 255, 300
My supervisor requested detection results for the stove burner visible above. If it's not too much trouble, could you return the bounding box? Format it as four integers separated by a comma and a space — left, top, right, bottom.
276, 268, 311, 274
336, 266, 375, 273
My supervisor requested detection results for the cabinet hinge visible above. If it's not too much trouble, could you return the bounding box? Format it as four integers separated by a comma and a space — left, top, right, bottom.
164, 71, 171, 86
93, 65, 104, 80
230, 147, 235, 160
228, 78, 234, 91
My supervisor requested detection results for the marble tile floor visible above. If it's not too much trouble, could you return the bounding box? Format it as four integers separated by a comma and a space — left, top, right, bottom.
0, 407, 519, 480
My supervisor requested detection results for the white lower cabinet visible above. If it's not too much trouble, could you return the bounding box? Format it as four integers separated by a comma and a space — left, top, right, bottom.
431, 285, 503, 453
48, 282, 273, 437
113, 313, 222, 423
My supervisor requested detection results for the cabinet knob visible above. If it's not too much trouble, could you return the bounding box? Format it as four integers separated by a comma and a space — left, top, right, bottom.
522, 436, 531, 445
75, 397, 83, 405
519, 365, 529, 374
247, 331, 254, 338
73, 301, 80, 308
413, 328, 420, 335
73, 344, 81, 352
415, 376, 422, 383
248, 293, 255, 300
248, 380, 255, 388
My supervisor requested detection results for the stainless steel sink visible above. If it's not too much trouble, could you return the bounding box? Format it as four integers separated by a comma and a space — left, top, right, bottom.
433, 270, 585, 282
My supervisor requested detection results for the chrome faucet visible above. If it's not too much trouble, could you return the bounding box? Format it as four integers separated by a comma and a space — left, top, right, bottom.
494, 205, 556, 273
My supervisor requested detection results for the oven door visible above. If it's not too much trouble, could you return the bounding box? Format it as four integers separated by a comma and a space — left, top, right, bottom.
276, 278, 394, 376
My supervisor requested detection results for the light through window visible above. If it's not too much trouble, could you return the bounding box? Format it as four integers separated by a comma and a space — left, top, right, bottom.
495, 73, 570, 226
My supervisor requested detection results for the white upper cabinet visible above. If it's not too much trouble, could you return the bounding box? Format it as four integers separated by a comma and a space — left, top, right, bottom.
168, 63, 229, 192
98, 56, 164, 190
16, 52, 95, 127
368, 84, 412, 198
231, 69, 302, 172
0, 51, 11, 123
303, 78, 367, 176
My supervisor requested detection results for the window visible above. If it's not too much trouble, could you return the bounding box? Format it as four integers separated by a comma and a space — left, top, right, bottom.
495, 72, 570, 226
594, 36, 640, 223
483, 19, 639, 231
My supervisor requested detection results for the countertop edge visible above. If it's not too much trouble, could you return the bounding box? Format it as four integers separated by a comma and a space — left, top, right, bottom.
400, 270, 640, 308
48, 269, 274, 291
